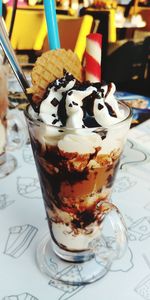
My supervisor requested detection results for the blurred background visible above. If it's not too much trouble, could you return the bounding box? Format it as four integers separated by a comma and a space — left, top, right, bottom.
1, 0, 150, 98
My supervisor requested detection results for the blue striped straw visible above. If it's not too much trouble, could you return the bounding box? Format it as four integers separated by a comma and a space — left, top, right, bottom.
0, 0, 2, 17
43, 0, 60, 50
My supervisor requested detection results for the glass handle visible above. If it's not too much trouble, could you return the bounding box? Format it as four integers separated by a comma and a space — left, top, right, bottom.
90, 201, 128, 261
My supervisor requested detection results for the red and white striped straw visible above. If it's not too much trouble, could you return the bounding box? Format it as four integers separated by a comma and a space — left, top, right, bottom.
85, 33, 102, 82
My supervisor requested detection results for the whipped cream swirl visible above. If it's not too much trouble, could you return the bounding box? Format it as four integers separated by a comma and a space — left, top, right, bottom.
38, 72, 125, 129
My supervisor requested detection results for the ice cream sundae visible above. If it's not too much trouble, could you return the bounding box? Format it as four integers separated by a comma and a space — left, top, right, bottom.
25, 48, 131, 253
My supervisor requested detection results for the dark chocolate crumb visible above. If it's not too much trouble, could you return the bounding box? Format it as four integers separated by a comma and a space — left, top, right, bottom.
52, 119, 59, 125
72, 101, 78, 106
98, 103, 104, 110
51, 98, 59, 107
105, 102, 117, 118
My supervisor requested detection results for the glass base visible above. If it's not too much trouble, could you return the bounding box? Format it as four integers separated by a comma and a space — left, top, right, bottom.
0, 153, 17, 178
36, 232, 113, 285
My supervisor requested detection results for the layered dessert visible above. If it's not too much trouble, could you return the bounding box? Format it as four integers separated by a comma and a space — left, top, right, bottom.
26, 49, 131, 252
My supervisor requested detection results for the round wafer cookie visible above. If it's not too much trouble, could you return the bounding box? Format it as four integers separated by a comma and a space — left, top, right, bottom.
27, 49, 82, 105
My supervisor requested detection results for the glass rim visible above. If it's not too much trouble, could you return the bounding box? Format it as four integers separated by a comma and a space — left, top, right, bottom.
24, 101, 132, 131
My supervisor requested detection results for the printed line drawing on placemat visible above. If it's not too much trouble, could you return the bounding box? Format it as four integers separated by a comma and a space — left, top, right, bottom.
109, 246, 134, 273
49, 265, 85, 300
135, 274, 150, 300
113, 175, 137, 193
120, 140, 148, 170
128, 217, 150, 241
2, 292, 39, 300
17, 177, 41, 199
4, 224, 38, 258
0, 194, 15, 209
22, 144, 34, 165
94, 236, 134, 272
134, 254, 150, 300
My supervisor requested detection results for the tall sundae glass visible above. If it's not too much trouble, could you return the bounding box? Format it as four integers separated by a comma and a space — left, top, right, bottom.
25, 49, 132, 285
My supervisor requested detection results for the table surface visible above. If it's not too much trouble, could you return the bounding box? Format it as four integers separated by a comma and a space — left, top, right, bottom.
1, 114, 150, 300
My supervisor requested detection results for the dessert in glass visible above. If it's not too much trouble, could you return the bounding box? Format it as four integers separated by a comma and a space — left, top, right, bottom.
25, 49, 132, 285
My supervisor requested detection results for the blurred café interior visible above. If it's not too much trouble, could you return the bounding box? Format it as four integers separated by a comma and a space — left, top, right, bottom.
1, 0, 150, 98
